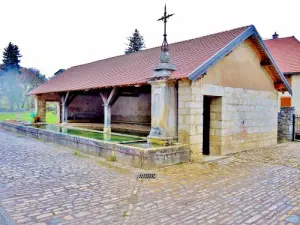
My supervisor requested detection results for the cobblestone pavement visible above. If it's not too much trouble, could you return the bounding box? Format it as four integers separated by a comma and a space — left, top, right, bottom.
0, 130, 299, 225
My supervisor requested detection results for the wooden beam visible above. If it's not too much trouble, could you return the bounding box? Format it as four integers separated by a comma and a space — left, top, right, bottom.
246, 39, 262, 60
100, 87, 118, 105
64, 91, 69, 104
247, 39, 277, 82
265, 66, 277, 82
65, 93, 78, 107
107, 87, 117, 105
275, 83, 285, 90
119, 92, 139, 97
100, 92, 107, 103
260, 58, 271, 66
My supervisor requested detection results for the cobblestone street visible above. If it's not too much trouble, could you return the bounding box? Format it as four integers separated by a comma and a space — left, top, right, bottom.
0, 129, 299, 225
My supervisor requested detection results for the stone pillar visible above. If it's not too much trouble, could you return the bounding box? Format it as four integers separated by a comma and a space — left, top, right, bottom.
278, 107, 295, 142
34, 95, 46, 123
148, 22, 177, 145
148, 79, 177, 145
34, 96, 38, 114
103, 104, 111, 133
178, 79, 204, 161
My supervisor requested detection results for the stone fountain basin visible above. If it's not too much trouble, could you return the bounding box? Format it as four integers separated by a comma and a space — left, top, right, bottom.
0, 122, 189, 169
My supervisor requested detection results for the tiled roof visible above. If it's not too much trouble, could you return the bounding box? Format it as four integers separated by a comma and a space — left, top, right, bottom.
265, 36, 300, 74
29, 26, 250, 95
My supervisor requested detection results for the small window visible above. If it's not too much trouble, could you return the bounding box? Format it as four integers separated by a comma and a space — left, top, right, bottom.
281, 97, 291, 107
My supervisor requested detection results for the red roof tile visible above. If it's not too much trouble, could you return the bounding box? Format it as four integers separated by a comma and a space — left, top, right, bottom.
265, 37, 300, 74
30, 26, 251, 95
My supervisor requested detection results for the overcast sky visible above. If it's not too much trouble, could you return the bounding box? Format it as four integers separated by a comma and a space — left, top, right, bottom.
0, 0, 299, 77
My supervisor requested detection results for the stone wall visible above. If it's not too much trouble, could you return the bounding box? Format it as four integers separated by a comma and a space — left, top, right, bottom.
291, 74, 300, 114
209, 97, 222, 155
278, 107, 295, 142
178, 81, 278, 158
67, 93, 151, 124
177, 38, 281, 158
112, 93, 151, 124
68, 95, 104, 122
0, 122, 189, 169
178, 79, 203, 161
220, 87, 278, 155
202, 41, 275, 92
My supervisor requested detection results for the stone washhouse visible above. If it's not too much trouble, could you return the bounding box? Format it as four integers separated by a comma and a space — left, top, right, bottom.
29, 25, 292, 161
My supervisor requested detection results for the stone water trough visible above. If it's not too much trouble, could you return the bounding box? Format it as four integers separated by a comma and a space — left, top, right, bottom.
0, 122, 189, 169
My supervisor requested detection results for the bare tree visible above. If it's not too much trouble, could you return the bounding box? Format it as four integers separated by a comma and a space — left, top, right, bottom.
0, 67, 47, 110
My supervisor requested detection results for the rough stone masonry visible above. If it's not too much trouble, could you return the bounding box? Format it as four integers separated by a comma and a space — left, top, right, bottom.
278, 106, 295, 142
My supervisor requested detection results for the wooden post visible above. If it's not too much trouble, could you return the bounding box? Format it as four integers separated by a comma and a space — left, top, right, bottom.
100, 87, 117, 133
60, 91, 69, 124
103, 103, 111, 133
61, 96, 65, 123
65, 106, 68, 123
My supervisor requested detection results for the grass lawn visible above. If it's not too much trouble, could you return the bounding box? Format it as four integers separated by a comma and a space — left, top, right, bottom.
0, 111, 58, 124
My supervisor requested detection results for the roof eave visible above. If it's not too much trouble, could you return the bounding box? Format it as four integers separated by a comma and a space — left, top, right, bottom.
284, 72, 300, 76
187, 26, 256, 81
27, 81, 151, 96
187, 25, 293, 95
251, 27, 292, 95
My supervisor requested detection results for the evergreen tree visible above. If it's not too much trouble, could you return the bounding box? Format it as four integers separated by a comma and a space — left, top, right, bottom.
0, 42, 22, 110
2, 42, 22, 70
125, 29, 145, 54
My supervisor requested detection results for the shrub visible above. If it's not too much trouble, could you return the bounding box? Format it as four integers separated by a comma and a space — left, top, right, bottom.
107, 155, 117, 162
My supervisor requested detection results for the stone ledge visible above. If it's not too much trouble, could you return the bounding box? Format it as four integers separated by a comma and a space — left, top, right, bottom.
0, 122, 190, 169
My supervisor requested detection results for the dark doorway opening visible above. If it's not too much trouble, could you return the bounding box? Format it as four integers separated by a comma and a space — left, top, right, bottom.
293, 114, 300, 141
203, 96, 212, 155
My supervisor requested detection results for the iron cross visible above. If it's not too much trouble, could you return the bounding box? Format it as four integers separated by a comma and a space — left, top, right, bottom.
157, 4, 174, 51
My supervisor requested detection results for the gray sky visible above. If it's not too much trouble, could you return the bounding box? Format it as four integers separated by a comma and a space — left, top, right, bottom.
0, 0, 299, 77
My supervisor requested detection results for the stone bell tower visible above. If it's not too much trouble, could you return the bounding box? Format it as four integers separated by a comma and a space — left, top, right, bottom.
148, 4, 177, 145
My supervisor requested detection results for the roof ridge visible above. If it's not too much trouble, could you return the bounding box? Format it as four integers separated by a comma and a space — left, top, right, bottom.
70, 25, 251, 70
293, 36, 300, 43
265, 36, 297, 41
